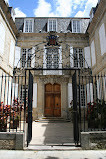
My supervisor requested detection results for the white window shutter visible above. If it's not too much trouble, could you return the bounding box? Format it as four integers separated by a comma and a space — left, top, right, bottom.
33, 83, 37, 108
91, 40, 96, 66
99, 23, 106, 55
59, 46, 62, 75
87, 83, 93, 103
97, 79, 101, 100
68, 83, 73, 108
0, 23, 5, 55
70, 46, 73, 67
8, 80, 12, 105
9, 40, 15, 67
14, 46, 21, 68
31, 47, 35, 68
12, 83, 18, 103
84, 47, 91, 68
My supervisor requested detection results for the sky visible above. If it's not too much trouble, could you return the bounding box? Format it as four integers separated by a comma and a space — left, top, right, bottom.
4, 0, 99, 18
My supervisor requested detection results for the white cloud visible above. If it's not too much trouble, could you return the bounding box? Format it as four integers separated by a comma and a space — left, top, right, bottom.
75, 0, 98, 17
4, 0, 9, 4
34, 0, 98, 17
14, 8, 26, 18
34, 0, 56, 17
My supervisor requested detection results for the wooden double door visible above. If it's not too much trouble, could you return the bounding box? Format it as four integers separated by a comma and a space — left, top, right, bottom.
45, 83, 61, 117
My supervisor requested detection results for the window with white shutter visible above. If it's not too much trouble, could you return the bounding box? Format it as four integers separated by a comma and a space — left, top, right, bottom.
21, 48, 32, 67
72, 20, 81, 33
91, 40, 96, 66
48, 19, 57, 32
0, 23, 5, 55
24, 19, 34, 33
14, 46, 21, 68
99, 23, 106, 55
9, 40, 15, 67
84, 47, 91, 68
73, 48, 84, 68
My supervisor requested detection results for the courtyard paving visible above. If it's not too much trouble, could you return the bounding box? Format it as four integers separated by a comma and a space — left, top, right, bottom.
27, 120, 74, 147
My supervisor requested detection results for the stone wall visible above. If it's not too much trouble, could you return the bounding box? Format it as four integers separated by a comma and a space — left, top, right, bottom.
81, 131, 106, 149
0, 132, 24, 150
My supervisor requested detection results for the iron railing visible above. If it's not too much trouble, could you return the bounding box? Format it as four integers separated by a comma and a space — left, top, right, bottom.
0, 73, 27, 132
78, 74, 106, 132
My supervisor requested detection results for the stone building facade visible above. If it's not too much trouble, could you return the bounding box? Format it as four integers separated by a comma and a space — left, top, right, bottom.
87, 0, 106, 75
0, 0, 18, 105
14, 0, 106, 120
0, 0, 18, 76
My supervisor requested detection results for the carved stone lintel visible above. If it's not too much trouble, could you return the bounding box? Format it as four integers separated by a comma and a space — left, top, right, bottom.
39, 75, 69, 84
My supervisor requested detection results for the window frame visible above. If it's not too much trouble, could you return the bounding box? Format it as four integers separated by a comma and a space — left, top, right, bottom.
72, 20, 81, 33
73, 48, 84, 68
23, 18, 34, 33
21, 48, 32, 68
48, 19, 57, 32
45, 47, 59, 69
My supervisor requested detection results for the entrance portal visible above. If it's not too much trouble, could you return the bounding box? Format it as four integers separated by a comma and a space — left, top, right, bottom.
45, 83, 61, 117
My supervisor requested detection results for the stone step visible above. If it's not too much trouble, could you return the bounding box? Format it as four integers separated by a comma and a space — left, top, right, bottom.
35, 117, 70, 123
25, 145, 82, 151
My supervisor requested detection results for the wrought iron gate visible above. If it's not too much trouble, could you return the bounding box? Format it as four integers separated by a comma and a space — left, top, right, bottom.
72, 71, 79, 145
27, 71, 33, 147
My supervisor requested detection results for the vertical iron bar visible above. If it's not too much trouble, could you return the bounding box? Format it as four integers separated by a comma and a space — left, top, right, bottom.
24, 71, 26, 132
78, 70, 81, 138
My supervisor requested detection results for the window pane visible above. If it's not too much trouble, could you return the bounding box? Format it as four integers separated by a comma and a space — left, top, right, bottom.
29, 20, 32, 32
22, 48, 32, 67
49, 20, 56, 31
46, 48, 59, 68
73, 48, 83, 68
73, 21, 76, 32
77, 21, 80, 33
49, 20, 52, 31
25, 21, 29, 32
53, 20, 56, 31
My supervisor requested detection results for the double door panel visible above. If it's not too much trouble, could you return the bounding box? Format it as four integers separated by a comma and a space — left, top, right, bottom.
45, 84, 61, 117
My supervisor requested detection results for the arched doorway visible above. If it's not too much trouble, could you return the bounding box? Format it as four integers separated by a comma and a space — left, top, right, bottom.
45, 83, 61, 117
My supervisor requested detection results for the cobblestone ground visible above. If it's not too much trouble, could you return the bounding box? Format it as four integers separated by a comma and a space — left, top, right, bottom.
0, 150, 106, 159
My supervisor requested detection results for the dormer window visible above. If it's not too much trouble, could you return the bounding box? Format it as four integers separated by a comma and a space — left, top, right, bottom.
48, 19, 57, 32
24, 19, 34, 33
72, 20, 81, 33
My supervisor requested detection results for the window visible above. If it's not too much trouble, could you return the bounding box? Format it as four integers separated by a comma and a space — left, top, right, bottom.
46, 48, 59, 69
72, 20, 81, 33
9, 40, 15, 67
73, 48, 84, 68
21, 48, 32, 67
77, 85, 86, 107
20, 85, 28, 104
0, 23, 5, 55
24, 19, 34, 33
48, 19, 57, 32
